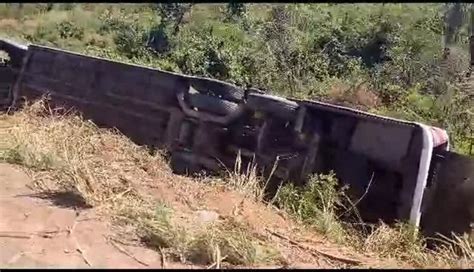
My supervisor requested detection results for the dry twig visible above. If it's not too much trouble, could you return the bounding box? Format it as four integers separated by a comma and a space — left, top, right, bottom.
74, 239, 92, 267
266, 228, 361, 266
110, 239, 149, 267
0, 232, 31, 239
160, 248, 166, 269
0, 229, 69, 239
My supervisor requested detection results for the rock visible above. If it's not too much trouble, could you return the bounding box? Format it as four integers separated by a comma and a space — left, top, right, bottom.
194, 210, 219, 224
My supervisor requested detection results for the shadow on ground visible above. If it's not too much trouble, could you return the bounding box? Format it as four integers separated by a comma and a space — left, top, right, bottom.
15, 190, 92, 210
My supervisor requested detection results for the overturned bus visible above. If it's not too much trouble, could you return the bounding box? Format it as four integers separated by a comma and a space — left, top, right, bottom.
1, 38, 473, 239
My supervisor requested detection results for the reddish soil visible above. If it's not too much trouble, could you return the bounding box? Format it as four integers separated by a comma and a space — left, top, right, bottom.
0, 162, 405, 269
0, 163, 198, 268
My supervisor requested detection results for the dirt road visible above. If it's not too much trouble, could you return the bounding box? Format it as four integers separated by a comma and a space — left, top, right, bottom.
0, 163, 198, 268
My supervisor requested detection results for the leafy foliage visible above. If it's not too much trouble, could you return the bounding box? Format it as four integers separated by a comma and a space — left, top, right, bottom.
276, 172, 348, 242
0, 3, 472, 155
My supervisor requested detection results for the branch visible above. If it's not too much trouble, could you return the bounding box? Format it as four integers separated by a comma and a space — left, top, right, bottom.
338, 172, 375, 218
265, 228, 362, 266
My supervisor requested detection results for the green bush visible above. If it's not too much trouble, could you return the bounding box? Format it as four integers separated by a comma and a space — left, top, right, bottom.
57, 21, 84, 40
276, 172, 348, 241
3, 3, 472, 155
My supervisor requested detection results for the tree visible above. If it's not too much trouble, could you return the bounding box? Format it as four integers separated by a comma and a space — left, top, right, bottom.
443, 3, 467, 46
147, 3, 193, 54
226, 2, 246, 20
155, 3, 193, 35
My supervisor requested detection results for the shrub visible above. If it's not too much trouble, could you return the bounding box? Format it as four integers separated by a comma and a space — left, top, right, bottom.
276, 172, 348, 242
57, 20, 84, 40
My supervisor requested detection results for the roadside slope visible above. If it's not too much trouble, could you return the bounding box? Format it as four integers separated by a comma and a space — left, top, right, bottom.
1, 104, 468, 269
1, 161, 399, 269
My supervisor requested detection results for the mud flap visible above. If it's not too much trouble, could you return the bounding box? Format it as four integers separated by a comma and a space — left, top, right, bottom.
420, 150, 474, 238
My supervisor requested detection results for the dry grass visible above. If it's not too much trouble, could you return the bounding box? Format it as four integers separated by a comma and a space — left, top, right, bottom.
112, 199, 279, 266
0, 100, 280, 267
326, 80, 381, 111
0, 101, 163, 210
186, 218, 280, 266
223, 151, 267, 201
357, 222, 473, 268
363, 222, 424, 261
275, 172, 473, 269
